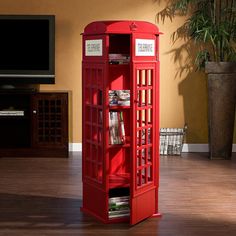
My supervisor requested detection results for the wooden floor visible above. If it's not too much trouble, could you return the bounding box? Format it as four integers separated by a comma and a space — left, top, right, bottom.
0, 152, 236, 236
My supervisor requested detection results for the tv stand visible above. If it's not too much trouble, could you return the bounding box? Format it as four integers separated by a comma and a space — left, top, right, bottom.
0, 90, 68, 157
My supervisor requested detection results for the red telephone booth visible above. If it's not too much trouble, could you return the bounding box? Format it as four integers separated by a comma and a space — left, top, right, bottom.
81, 21, 160, 225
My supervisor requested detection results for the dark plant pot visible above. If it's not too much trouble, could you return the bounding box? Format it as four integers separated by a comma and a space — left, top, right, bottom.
205, 62, 236, 159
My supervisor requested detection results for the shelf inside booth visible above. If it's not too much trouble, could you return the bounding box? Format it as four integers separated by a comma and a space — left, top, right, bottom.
109, 147, 131, 189
109, 143, 130, 149
109, 173, 130, 189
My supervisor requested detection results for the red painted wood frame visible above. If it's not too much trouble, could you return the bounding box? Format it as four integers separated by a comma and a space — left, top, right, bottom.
81, 21, 160, 225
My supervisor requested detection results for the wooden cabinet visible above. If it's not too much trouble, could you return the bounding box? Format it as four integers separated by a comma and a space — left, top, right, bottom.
0, 91, 68, 157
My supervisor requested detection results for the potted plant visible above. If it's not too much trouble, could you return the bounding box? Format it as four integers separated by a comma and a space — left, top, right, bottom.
158, 0, 236, 159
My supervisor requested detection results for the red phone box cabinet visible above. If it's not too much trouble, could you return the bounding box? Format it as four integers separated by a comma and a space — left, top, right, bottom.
81, 20, 161, 225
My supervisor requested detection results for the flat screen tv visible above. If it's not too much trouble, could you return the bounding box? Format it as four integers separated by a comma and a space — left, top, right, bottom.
0, 15, 55, 85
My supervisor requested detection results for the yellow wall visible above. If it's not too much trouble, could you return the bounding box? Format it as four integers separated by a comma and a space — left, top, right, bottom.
0, 0, 235, 144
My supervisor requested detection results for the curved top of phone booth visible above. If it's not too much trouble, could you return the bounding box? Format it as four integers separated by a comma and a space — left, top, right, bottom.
83, 20, 160, 35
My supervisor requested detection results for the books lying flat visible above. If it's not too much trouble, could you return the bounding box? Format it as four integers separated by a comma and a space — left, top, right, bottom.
0, 110, 24, 116
109, 212, 130, 219
109, 201, 129, 211
109, 54, 130, 64
109, 195, 129, 203
109, 90, 130, 106
109, 195, 130, 219
109, 208, 130, 214
109, 210, 130, 219
109, 201, 129, 208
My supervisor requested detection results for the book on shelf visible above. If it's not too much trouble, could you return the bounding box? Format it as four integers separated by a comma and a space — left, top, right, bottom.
109, 195, 129, 200
119, 112, 126, 143
109, 209, 130, 215
109, 90, 130, 106
109, 212, 130, 219
109, 195, 129, 203
109, 111, 126, 145
109, 201, 129, 209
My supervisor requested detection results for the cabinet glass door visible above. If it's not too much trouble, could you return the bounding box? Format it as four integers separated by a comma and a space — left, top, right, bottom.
82, 64, 104, 185
130, 63, 158, 225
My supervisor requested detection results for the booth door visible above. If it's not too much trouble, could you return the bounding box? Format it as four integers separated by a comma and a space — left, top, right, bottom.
130, 62, 158, 225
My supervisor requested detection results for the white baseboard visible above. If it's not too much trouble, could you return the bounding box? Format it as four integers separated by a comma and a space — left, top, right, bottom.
69, 143, 236, 153
233, 145, 236, 152
182, 144, 236, 152
69, 143, 82, 152
182, 144, 209, 152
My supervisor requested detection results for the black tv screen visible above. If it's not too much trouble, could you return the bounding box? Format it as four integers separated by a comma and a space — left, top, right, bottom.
0, 15, 55, 84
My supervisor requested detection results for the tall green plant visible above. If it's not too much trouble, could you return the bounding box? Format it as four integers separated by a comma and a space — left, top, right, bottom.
157, 0, 236, 68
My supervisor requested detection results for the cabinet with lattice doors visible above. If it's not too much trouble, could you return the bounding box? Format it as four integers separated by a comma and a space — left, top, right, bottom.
0, 91, 68, 157
81, 21, 161, 225
31, 92, 68, 152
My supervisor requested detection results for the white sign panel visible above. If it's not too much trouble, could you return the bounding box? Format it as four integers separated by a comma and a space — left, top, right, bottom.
135, 39, 155, 56
85, 39, 103, 56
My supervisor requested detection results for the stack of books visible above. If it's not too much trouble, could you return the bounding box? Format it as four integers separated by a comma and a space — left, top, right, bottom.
109, 90, 130, 107
109, 54, 130, 64
108, 195, 130, 219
